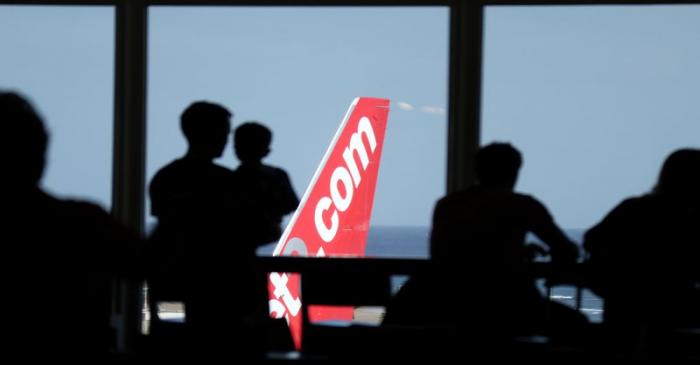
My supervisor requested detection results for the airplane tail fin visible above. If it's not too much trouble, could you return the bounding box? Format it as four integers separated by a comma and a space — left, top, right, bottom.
268, 97, 390, 349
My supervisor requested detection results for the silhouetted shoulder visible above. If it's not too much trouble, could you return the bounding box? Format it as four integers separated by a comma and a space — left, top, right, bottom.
516, 192, 555, 223
433, 187, 552, 223
32, 194, 139, 271
268, 165, 292, 181
232, 163, 299, 220
151, 158, 235, 185
585, 195, 661, 248
234, 164, 283, 181
150, 158, 236, 218
585, 193, 700, 260
431, 186, 569, 264
594, 195, 647, 219
64, 199, 137, 241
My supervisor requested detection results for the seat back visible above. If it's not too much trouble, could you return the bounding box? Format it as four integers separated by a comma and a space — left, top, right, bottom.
298, 262, 393, 356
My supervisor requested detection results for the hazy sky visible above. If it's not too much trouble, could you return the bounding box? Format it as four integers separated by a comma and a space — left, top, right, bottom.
146, 7, 449, 228
1, 5, 698, 231
482, 5, 700, 229
0, 6, 114, 209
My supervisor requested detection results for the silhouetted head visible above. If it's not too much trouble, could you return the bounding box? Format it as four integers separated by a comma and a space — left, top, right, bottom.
0, 91, 48, 188
475, 142, 522, 189
234, 121, 272, 163
654, 148, 700, 202
181, 101, 232, 160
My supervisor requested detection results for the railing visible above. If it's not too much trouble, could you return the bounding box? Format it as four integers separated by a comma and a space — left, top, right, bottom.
256, 256, 597, 319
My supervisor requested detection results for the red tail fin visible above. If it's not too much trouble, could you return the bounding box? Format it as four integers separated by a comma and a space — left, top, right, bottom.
268, 97, 390, 349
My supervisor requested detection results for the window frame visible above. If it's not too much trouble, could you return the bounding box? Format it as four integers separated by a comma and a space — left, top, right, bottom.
2, 0, 693, 352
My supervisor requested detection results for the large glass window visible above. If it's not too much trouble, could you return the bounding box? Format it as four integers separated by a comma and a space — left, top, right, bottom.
483, 5, 700, 233
146, 7, 450, 259
0, 5, 115, 209
482, 5, 700, 321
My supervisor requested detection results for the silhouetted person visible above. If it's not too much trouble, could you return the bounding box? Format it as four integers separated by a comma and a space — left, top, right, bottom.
233, 122, 299, 231
0, 91, 139, 358
385, 143, 584, 348
147, 102, 279, 356
584, 149, 700, 354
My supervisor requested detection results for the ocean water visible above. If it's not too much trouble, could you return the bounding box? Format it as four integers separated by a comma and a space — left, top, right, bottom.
366, 226, 431, 258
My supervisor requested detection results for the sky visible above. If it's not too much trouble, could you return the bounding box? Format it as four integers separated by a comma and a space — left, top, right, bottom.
146, 7, 449, 228
1, 5, 698, 231
0, 6, 114, 210
482, 5, 700, 229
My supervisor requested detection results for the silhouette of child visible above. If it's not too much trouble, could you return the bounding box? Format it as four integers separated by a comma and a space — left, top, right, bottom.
233, 122, 299, 230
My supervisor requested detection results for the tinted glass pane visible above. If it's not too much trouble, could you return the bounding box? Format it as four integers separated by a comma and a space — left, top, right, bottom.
147, 7, 449, 259
0, 5, 114, 209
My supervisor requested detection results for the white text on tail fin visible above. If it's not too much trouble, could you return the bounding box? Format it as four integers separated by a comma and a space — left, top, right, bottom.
267, 97, 390, 349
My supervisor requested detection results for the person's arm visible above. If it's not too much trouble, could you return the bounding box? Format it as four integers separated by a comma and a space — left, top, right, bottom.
276, 169, 300, 216
429, 197, 449, 262
149, 173, 162, 218
581, 199, 635, 297
528, 198, 579, 264
238, 193, 282, 247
